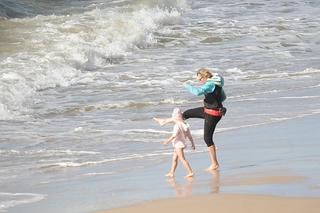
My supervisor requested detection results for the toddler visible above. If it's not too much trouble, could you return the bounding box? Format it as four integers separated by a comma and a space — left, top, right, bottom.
154, 108, 195, 178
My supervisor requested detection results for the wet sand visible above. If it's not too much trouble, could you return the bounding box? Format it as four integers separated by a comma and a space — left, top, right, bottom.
95, 114, 320, 213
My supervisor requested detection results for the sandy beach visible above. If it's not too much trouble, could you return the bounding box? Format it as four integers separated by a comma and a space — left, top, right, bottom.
98, 193, 320, 213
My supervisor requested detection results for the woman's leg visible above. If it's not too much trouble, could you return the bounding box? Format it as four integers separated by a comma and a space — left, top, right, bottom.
207, 145, 219, 170
175, 148, 194, 178
166, 151, 178, 177
203, 115, 222, 170
182, 107, 204, 120
155, 107, 204, 125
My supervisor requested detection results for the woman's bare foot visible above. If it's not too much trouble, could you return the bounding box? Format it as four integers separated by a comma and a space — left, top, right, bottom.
165, 172, 174, 177
184, 173, 194, 178
206, 164, 219, 171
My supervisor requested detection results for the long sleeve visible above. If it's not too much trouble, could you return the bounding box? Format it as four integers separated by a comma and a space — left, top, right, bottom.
184, 80, 215, 96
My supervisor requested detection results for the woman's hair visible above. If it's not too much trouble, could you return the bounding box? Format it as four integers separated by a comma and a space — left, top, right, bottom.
197, 68, 213, 79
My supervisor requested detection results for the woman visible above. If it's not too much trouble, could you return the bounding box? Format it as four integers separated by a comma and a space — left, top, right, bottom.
154, 68, 226, 171
183, 68, 226, 171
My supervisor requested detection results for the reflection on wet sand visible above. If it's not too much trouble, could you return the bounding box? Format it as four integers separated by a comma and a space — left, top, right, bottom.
166, 177, 194, 197
166, 170, 221, 197
207, 169, 220, 193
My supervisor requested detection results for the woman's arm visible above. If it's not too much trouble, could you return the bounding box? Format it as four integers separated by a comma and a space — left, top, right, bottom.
184, 80, 215, 96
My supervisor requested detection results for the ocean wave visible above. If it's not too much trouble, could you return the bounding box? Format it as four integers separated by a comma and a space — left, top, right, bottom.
130, 0, 189, 10
0, 0, 33, 19
38, 98, 188, 117
0, 0, 188, 19
0, 1, 187, 120
0, 0, 100, 19
228, 68, 320, 82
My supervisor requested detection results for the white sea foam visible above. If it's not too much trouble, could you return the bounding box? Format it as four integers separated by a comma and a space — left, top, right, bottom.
82, 172, 114, 177
0, 149, 99, 156
227, 90, 280, 100
0, 192, 46, 212
74, 127, 84, 132
279, 96, 320, 100
124, 129, 171, 134
311, 109, 320, 114
0, 150, 20, 155
230, 95, 320, 102
270, 117, 293, 121
39, 151, 177, 169
190, 129, 203, 136
224, 67, 320, 83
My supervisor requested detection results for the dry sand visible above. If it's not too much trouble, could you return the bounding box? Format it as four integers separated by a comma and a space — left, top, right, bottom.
98, 193, 320, 213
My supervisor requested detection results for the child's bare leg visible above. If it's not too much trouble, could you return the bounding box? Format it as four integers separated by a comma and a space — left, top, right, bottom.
153, 117, 174, 126
175, 148, 194, 178
166, 151, 178, 177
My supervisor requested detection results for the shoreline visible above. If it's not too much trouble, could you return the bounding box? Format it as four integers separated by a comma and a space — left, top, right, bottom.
7, 114, 320, 213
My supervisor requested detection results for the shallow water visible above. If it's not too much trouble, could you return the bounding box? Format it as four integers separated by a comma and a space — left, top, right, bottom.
1, 0, 320, 212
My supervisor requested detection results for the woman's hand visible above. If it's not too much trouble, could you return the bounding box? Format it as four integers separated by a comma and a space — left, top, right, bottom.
183, 80, 192, 87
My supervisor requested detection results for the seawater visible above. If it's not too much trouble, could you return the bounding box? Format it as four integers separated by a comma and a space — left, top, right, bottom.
0, 0, 320, 212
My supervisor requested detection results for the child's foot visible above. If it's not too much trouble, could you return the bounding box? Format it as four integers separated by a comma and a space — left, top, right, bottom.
206, 164, 219, 171
184, 173, 194, 178
165, 172, 174, 178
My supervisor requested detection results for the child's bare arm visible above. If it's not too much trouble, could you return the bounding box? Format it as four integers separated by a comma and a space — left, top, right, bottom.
186, 129, 195, 150
153, 117, 174, 126
163, 135, 176, 145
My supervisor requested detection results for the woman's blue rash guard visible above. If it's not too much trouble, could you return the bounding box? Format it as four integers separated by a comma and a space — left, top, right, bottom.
184, 76, 226, 102
185, 79, 216, 96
